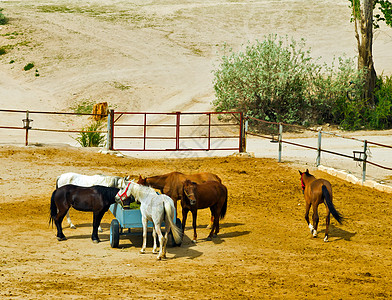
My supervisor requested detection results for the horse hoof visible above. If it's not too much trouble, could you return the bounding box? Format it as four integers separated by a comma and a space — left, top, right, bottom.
324, 236, 329, 242
140, 249, 146, 254
192, 239, 197, 243
206, 237, 212, 241
92, 239, 100, 244
98, 228, 103, 233
57, 236, 67, 241
70, 225, 76, 229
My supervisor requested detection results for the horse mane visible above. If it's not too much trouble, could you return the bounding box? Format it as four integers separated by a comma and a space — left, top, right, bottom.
132, 183, 157, 200
93, 185, 119, 200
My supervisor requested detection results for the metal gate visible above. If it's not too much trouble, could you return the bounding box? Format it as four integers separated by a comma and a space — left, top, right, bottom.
107, 111, 244, 152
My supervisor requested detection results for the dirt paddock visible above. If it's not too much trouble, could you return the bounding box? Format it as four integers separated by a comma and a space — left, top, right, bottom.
0, 145, 391, 299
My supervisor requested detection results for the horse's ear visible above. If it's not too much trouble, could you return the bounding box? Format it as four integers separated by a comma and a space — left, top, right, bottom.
305, 169, 310, 175
299, 170, 303, 175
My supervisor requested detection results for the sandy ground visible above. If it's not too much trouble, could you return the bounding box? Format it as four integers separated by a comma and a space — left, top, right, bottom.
1, 0, 392, 115
1, 2, 392, 298
0, 145, 391, 299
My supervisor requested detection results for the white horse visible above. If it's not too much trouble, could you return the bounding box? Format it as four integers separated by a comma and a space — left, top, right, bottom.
117, 181, 182, 260
57, 172, 128, 231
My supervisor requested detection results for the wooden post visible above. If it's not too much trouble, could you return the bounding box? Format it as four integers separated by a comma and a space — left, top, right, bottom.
107, 109, 114, 150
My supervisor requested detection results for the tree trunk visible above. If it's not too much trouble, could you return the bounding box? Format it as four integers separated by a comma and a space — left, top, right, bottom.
353, 0, 376, 106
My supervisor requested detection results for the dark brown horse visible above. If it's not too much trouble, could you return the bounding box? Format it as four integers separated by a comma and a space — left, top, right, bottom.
49, 184, 134, 243
182, 180, 227, 242
137, 172, 221, 226
299, 169, 343, 242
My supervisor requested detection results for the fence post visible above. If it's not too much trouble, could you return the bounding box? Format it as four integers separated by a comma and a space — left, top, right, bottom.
316, 130, 322, 166
207, 113, 211, 151
362, 140, 368, 183
22, 110, 32, 146
175, 112, 181, 151
278, 123, 283, 162
239, 113, 246, 153
107, 109, 114, 150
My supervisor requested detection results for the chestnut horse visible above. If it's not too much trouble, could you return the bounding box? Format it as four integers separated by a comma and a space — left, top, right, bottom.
299, 169, 343, 242
137, 172, 221, 226
182, 180, 227, 242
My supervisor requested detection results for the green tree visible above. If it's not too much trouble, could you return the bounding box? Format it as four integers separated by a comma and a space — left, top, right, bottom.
349, 0, 392, 105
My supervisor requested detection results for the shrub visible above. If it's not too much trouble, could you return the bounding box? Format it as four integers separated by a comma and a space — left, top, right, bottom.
213, 35, 317, 125
75, 121, 106, 147
212, 35, 370, 130
0, 8, 8, 25
71, 100, 95, 114
23, 63, 34, 71
369, 75, 392, 129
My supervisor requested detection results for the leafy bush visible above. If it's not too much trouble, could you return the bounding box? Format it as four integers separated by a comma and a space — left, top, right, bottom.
369, 75, 392, 129
0, 8, 8, 25
75, 121, 106, 147
71, 100, 95, 114
23, 63, 34, 71
212, 35, 387, 131
213, 35, 317, 125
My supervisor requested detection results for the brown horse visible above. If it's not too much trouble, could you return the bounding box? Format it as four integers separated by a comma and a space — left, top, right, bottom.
182, 180, 227, 242
137, 172, 221, 226
299, 169, 343, 242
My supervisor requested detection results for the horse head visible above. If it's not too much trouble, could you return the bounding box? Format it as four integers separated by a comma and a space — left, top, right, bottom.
299, 169, 314, 192
137, 175, 147, 185
116, 181, 135, 202
183, 179, 197, 206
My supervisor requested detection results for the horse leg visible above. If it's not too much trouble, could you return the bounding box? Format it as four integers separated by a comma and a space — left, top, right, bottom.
55, 213, 67, 241
191, 209, 198, 243
152, 226, 158, 254
181, 207, 189, 235
207, 210, 219, 240
140, 217, 148, 254
206, 207, 214, 229
305, 202, 315, 235
154, 224, 166, 260
91, 210, 105, 243
312, 205, 319, 238
66, 210, 76, 229
324, 212, 331, 242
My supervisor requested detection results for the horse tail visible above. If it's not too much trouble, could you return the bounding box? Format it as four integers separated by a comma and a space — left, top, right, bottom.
163, 196, 182, 244
219, 185, 228, 220
49, 189, 58, 227
322, 185, 343, 224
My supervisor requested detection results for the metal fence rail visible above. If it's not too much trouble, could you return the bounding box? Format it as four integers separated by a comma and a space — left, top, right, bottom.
245, 117, 392, 182
107, 111, 244, 152
0, 109, 107, 146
